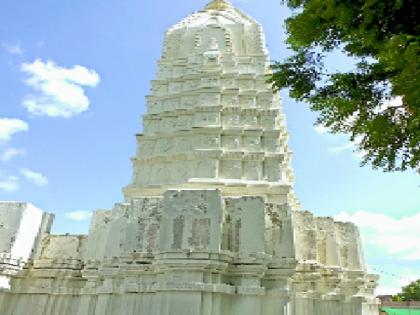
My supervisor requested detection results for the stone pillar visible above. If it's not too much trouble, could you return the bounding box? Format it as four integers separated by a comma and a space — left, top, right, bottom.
264, 203, 296, 315
0, 202, 53, 289
155, 189, 228, 315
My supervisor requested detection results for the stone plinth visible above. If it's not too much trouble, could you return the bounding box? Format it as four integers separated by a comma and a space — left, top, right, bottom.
0, 190, 297, 315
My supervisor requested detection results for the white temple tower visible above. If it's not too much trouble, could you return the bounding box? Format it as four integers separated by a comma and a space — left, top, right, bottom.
0, 1, 379, 314
124, 0, 299, 209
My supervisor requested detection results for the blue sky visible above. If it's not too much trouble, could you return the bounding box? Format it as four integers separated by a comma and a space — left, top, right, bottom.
0, 0, 419, 295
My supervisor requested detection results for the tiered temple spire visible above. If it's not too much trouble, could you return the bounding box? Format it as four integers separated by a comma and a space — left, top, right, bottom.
124, 0, 299, 208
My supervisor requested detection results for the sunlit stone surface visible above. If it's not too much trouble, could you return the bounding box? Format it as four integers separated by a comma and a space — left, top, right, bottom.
0, 202, 53, 290
0, 1, 379, 314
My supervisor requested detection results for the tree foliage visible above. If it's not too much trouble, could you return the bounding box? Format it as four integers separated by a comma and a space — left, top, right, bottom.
393, 279, 420, 301
271, 0, 419, 172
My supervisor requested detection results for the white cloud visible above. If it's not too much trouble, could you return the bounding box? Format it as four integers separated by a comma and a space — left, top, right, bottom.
65, 210, 92, 221
1, 41, 24, 55
375, 96, 406, 115
328, 135, 365, 158
0, 118, 29, 142
336, 211, 420, 295
1, 148, 26, 162
20, 168, 48, 186
335, 211, 420, 261
328, 141, 356, 153
0, 176, 19, 192
21, 59, 100, 118
314, 125, 330, 134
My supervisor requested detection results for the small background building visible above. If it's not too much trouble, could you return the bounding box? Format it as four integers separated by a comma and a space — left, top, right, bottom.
379, 301, 420, 315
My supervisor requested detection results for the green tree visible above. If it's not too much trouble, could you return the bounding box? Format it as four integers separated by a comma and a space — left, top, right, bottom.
393, 279, 420, 301
271, 0, 419, 172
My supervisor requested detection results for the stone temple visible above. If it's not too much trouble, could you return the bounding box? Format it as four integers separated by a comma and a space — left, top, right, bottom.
0, 1, 379, 314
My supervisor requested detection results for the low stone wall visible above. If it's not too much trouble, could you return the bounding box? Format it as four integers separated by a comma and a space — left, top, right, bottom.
381, 301, 420, 308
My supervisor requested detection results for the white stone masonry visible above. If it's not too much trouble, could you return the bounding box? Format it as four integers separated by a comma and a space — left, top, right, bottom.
0, 202, 53, 289
0, 1, 378, 314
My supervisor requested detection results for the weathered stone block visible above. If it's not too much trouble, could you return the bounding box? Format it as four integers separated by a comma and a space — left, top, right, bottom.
159, 189, 223, 252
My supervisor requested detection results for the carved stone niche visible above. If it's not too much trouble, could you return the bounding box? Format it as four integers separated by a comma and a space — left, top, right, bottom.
239, 94, 256, 108
315, 217, 340, 267
201, 76, 220, 88
158, 189, 224, 252
147, 96, 162, 114
222, 130, 242, 151
187, 54, 203, 65
253, 58, 268, 75
204, 50, 220, 65
195, 159, 218, 179
335, 222, 364, 271
172, 65, 185, 78
185, 78, 200, 91
136, 162, 152, 185
194, 111, 221, 127
265, 203, 295, 259
220, 159, 242, 179
168, 81, 184, 94
243, 130, 262, 151
264, 157, 282, 182
151, 163, 171, 184
125, 197, 163, 254
185, 64, 201, 75
223, 62, 237, 74
200, 92, 221, 106
237, 62, 254, 74
242, 109, 259, 127
221, 75, 236, 89
174, 136, 191, 153
222, 91, 239, 107
194, 131, 220, 150
160, 116, 177, 133
292, 211, 317, 262
151, 81, 168, 96
157, 64, 171, 80
257, 92, 274, 108
181, 95, 196, 109
222, 107, 241, 126
176, 114, 193, 131
238, 77, 255, 91
172, 160, 193, 182
153, 138, 173, 155
243, 160, 263, 181
138, 138, 156, 156
224, 196, 265, 255
260, 110, 279, 129
165, 98, 181, 112
262, 131, 281, 152
143, 116, 160, 134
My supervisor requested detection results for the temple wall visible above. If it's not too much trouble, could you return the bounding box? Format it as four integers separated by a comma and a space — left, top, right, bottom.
85, 210, 112, 262
0, 190, 297, 315
0, 190, 378, 315
291, 211, 379, 315
0, 202, 53, 289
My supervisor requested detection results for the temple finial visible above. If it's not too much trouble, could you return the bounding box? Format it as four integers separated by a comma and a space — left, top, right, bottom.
205, 0, 232, 11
